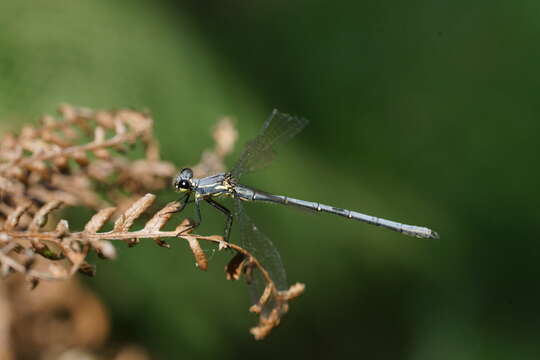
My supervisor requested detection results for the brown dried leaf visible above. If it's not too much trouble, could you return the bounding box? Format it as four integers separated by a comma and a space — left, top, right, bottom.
0, 176, 22, 194
250, 309, 281, 340
213, 117, 238, 156
175, 218, 193, 233
28, 200, 63, 232
143, 201, 181, 233
78, 261, 96, 277
72, 150, 89, 167
55, 219, 70, 237
40, 114, 57, 128
127, 238, 140, 247
25, 160, 48, 176
53, 155, 69, 171
113, 194, 155, 232
225, 252, 246, 281
94, 126, 106, 143
92, 240, 117, 259
84, 207, 116, 232
114, 118, 127, 135
191, 116, 238, 178
41, 129, 71, 147
280, 282, 306, 300
0, 233, 10, 245
4, 203, 31, 230
185, 236, 208, 271
94, 148, 110, 160
153, 239, 170, 248
249, 284, 273, 315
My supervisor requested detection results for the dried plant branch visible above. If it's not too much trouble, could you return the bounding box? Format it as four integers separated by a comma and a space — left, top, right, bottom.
0, 104, 176, 211
0, 105, 304, 342
1, 194, 304, 338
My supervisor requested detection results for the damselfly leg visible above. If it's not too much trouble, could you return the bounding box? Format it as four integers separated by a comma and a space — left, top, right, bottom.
205, 198, 233, 242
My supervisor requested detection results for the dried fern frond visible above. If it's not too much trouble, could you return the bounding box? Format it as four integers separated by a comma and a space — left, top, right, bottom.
0, 105, 304, 340
0, 193, 304, 338
0, 104, 176, 212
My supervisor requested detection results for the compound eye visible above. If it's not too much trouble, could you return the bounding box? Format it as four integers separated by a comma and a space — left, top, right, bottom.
178, 180, 191, 190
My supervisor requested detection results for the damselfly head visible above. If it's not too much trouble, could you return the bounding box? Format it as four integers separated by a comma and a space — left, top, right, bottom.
173, 168, 194, 192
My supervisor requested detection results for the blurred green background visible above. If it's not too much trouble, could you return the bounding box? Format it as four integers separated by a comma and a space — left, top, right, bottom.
1, 1, 539, 359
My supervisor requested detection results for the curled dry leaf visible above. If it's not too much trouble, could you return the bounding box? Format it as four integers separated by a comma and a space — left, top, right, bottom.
225, 252, 246, 281
143, 201, 181, 233
185, 236, 208, 271
281, 282, 306, 300
113, 194, 155, 233
249, 284, 273, 314
84, 207, 116, 233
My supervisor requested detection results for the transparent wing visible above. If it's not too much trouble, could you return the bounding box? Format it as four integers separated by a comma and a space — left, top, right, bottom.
231, 109, 308, 180
233, 198, 288, 313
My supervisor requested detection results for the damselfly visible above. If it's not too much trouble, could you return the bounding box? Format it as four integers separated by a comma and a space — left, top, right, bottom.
174, 110, 438, 301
